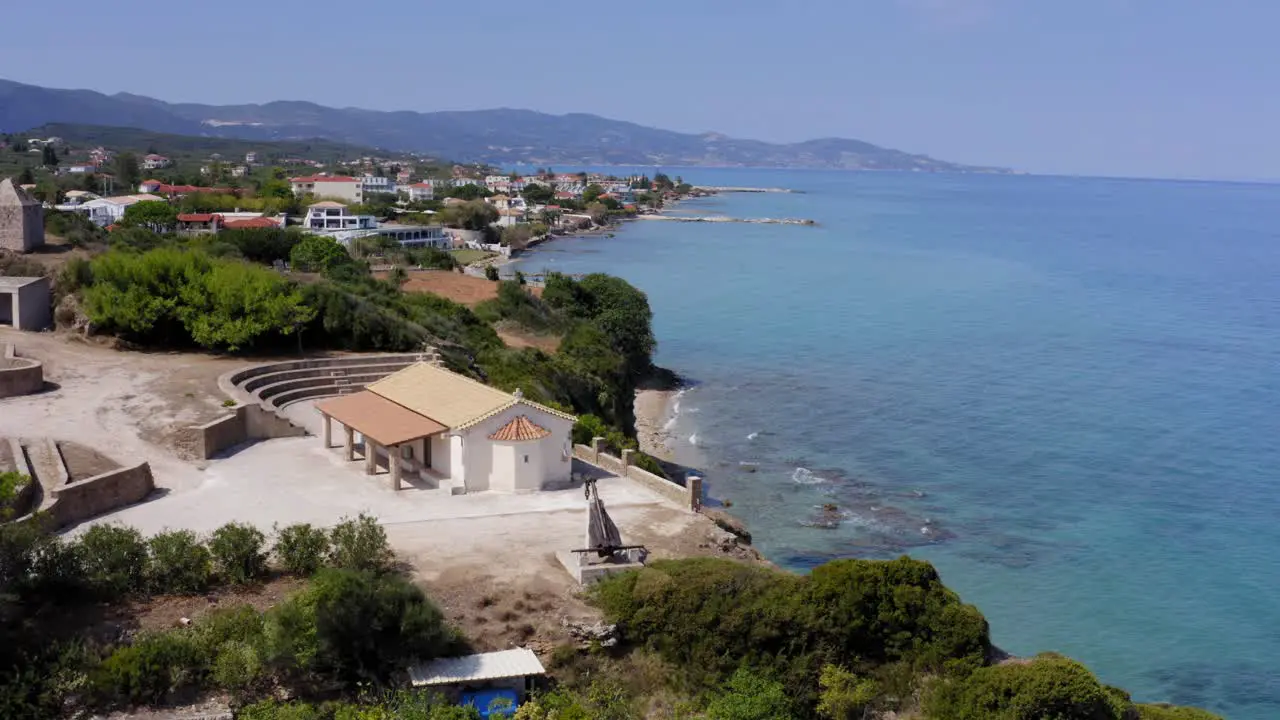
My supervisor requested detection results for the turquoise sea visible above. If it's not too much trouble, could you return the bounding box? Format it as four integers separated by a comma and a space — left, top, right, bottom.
514, 169, 1280, 719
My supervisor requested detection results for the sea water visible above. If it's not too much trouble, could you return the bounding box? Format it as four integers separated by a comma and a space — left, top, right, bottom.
515, 170, 1280, 719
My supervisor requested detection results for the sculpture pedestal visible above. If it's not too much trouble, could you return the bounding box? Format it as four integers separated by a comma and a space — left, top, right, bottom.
556, 550, 645, 585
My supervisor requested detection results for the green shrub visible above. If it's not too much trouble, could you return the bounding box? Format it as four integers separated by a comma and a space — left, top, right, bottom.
816, 664, 878, 719
571, 414, 608, 447
208, 522, 268, 585
195, 604, 265, 652
924, 654, 1127, 720
211, 639, 262, 694
28, 535, 87, 598
595, 556, 990, 708
78, 524, 148, 598
147, 530, 212, 594
632, 452, 667, 479
328, 514, 394, 573
274, 523, 331, 576
264, 568, 457, 685
0, 471, 27, 518
484, 264, 500, 281
705, 668, 795, 720
90, 631, 209, 706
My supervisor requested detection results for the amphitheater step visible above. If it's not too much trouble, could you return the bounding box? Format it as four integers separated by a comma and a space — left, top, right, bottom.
24, 438, 68, 512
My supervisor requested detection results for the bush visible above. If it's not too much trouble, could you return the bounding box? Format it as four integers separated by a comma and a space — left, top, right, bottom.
924, 654, 1126, 720
90, 631, 209, 706
274, 523, 331, 576
28, 535, 87, 598
816, 664, 878, 719
211, 640, 262, 694
571, 414, 608, 447
147, 530, 212, 594
705, 668, 795, 720
208, 522, 268, 585
328, 514, 394, 573
484, 264, 500, 281
594, 556, 991, 708
264, 568, 458, 685
79, 524, 149, 598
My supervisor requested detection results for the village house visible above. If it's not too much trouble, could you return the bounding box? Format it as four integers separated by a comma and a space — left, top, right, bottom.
314, 362, 576, 493
360, 174, 396, 196
244, 151, 257, 164
176, 213, 223, 234
396, 169, 412, 184
403, 182, 435, 202
62, 163, 97, 175
78, 194, 166, 227
303, 201, 376, 232
142, 154, 171, 170
290, 175, 363, 203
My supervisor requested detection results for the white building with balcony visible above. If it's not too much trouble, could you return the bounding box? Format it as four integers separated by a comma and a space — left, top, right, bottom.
290, 175, 363, 203
360, 175, 396, 196
303, 201, 377, 232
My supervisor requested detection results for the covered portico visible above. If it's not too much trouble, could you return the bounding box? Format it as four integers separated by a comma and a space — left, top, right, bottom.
315, 391, 449, 491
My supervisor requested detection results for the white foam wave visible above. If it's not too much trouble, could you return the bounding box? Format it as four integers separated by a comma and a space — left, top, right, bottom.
688, 433, 700, 446
791, 467, 828, 485
747, 431, 760, 441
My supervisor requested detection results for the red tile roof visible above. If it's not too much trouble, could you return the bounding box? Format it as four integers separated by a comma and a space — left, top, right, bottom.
177, 213, 222, 223
222, 217, 280, 229
487, 415, 551, 442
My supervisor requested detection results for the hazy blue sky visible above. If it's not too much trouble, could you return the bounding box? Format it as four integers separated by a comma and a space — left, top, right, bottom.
3, 0, 1277, 179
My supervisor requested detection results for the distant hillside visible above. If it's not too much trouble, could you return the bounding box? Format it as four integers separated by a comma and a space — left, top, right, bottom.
19, 123, 407, 165
0, 79, 1008, 172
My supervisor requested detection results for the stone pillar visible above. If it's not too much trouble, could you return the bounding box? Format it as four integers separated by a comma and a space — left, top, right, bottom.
322, 415, 334, 449
620, 449, 634, 470
389, 446, 403, 491
365, 441, 379, 475
591, 437, 604, 463
687, 475, 703, 512
344, 426, 355, 461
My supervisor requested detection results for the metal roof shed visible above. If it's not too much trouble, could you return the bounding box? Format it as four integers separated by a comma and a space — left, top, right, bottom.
407, 648, 545, 687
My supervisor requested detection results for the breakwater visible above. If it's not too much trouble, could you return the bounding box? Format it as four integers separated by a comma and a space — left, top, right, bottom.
636, 215, 816, 226
698, 186, 801, 193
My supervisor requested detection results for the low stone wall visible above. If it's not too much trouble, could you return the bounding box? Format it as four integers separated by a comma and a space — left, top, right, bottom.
46, 462, 155, 528
573, 439, 702, 511
176, 404, 308, 460
0, 344, 43, 398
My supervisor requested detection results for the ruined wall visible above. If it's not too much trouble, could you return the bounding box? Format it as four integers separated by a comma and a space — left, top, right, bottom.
47, 462, 154, 527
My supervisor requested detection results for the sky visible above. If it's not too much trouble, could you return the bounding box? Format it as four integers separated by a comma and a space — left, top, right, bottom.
3, 0, 1279, 180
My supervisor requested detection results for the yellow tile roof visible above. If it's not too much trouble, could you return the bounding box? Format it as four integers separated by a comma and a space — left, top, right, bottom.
367, 363, 576, 430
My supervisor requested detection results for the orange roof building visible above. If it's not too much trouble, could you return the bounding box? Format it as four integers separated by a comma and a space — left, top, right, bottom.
315, 361, 576, 494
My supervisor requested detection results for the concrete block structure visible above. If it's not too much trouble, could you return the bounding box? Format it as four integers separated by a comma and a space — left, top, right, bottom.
0, 276, 52, 330
0, 178, 44, 253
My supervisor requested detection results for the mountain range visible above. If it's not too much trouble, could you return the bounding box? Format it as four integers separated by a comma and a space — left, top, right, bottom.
0, 78, 1005, 172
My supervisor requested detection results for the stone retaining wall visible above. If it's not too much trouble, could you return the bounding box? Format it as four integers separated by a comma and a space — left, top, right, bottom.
46, 462, 155, 528
176, 404, 308, 460
573, 439, 702, 511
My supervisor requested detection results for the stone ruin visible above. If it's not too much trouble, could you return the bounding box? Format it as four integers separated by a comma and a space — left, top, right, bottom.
0, 178, 44, 253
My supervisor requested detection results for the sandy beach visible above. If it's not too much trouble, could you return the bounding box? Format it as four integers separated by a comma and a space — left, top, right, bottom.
634, 387, 679, 462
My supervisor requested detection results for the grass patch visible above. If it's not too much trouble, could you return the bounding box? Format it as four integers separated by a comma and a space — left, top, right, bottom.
449, 249, 496, 266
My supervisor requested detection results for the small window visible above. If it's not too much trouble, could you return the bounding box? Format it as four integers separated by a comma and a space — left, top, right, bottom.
523, 455, 529, 463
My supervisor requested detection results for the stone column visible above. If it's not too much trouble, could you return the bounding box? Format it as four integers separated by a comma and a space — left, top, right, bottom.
322, 415, 334, 449
591, 437, 604, 463
687, 475, 703, 512
389, 447, 403, 491
620, 448, 634, 470
344, 426, 355, 461
365, 441, 379, 475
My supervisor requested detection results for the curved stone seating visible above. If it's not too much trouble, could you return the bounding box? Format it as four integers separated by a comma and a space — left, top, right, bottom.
255, 372, 391, 406
0, 343, 43, 398
221, 353, 423, 412
241, 361, 416, 394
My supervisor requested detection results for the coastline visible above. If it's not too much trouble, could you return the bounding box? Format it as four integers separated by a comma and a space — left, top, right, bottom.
634, 387, 678, 462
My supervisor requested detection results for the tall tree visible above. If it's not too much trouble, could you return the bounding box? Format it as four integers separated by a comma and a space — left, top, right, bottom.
40, 145, 58, 167
114, 152, 141, 189
121, 200, 179, 232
